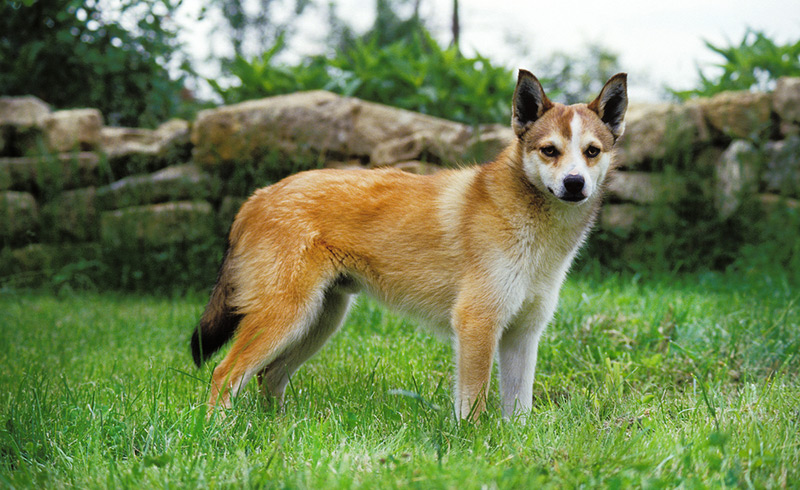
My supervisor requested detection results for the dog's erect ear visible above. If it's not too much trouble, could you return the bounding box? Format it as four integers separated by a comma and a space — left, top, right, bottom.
588, 73, 628, 141
512, 69, 554, 138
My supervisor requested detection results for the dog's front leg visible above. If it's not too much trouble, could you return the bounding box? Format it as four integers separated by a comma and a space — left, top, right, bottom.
452, 299, 502, 421
498, 297, 557, 419
498, 325, 543, 419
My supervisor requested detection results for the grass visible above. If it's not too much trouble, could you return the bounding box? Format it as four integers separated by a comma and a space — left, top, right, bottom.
0, 268, 798, 488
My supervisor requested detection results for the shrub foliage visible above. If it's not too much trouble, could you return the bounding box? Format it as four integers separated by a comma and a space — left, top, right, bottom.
672, 28, 800, 99
211, 31, 517, 126
0, 0, 192, 127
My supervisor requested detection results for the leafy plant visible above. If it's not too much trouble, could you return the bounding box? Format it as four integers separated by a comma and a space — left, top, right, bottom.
672, 29, 800, 99
213, 30, 518, 126
0, 0, 194, 127
537, 44, 622, 104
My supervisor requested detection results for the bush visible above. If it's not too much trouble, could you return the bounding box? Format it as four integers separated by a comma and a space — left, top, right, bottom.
671, 29, 800, 99
211, 31, 517, 126
0, 0, 194, 127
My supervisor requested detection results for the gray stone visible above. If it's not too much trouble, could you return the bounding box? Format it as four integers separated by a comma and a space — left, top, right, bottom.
96, 164, 211, 210
0, 152, 99, 191
0, 96, 50, 128
759, 193, 800, 214
773, 77, 800, 125
3, 243, 101, 288
0, 191, 39, 244
0, 96, 51, 156
762, 137, 800, 197
41, 187, 98, 241
616, 101, 707, 168
218, 196, 247, 229
191, 90, 473, 169
41, 109, 103, 152
469, 124, 514, 162
715, 140, 761, 219
370, 133, 462, 167
391, 160, 441, 175
697, 90, 772, 139
101, 118, 191, 174
323, 159, 368, 171
599, 204, 646, 232
606, 171, 685, 204
101, 201, 214, 248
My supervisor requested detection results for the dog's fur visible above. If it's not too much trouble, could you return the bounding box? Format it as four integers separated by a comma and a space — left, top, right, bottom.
191, 70, 628, 420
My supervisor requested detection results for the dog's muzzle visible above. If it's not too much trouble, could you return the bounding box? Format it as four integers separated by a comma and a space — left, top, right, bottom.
559, 174, 587, 202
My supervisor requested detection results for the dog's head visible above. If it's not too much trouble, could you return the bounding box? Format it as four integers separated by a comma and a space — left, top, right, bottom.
512, 70, 628, 204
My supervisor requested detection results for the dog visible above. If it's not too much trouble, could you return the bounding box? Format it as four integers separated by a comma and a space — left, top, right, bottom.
191, 69, 628, 420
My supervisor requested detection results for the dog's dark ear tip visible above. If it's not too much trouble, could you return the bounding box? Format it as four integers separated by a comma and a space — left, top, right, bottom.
512, 69, 552, 132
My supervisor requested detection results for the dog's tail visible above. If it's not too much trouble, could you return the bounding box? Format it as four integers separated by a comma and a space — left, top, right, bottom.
191, 247, 243, 367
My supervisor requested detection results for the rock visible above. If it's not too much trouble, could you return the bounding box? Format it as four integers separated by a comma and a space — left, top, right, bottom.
192, 91, 352, 167
370, 134, 429, 167
351, 99, 472, 164
773, 77, 800, 125
779, 121, 800, 138
2, 242, 101, 287
391, 160, 441, 175
0, 96, 50, 127
715, 140, 761, 219
370, 133, 459, 167
101, 118, 191, 175
0, 153, 99, 191
370, 124, 512, 167
0, 96, 50, 156
153, 118, 192, 160
191, 90, 473, 169
606, 171, 685, 204
762, 136, 800, 197
759, 193, 800, 214
101, 126, 154, 154
41, 109, 103, 152
697, 90, 772, 139
616, 102, 707, 168
694, 146, 725, 170
0, 191, 39, 245
41, 187, 98, 242
599, 204, 646, 232
5, 243, 55, 277
324, 159, 367, 171
218, 195, 247, 230
469, 124, 514, 162
96, 163, 211, 210
100, 201, 214, 248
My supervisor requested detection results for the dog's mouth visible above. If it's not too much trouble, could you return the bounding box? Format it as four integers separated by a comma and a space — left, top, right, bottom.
547, 187, 587, 203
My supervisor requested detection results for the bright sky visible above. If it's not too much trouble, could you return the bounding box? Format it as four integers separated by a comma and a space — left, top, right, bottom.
177, 0, 800, 102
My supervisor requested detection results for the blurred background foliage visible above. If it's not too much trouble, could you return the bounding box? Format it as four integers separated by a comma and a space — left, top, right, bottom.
0, 0, 196, 127
672, 28, 800, 99
207, 0, 624, 124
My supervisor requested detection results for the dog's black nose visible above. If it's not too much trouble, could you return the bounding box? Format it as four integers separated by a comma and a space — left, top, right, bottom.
563, 174, 585, 195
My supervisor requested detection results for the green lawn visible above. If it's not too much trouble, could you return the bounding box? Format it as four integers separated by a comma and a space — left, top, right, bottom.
1, 270, 798, 488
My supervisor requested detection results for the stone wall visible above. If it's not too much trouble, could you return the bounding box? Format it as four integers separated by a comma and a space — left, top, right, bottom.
2, 79, 799, 280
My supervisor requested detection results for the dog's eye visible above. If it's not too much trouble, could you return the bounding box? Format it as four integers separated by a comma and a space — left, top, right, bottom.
540, 146, 559, 157
584, 146, 601, 158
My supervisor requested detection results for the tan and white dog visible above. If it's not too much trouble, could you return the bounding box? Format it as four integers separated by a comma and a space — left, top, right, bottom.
191, 70, 628, 420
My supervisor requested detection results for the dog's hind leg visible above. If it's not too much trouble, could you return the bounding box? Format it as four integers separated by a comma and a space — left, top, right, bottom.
206, 274, 333, 415
256, 286, 354, 408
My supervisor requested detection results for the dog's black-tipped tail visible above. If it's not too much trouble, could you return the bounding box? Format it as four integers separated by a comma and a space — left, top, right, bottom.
191, 250, 242, 367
